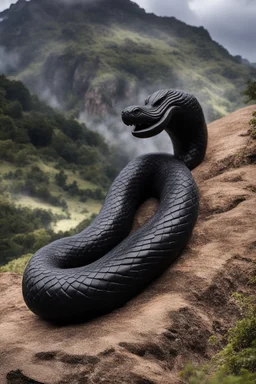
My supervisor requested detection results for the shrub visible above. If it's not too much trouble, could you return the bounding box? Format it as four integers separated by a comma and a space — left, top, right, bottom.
0, 253, 32, 274
0, 115, 16, 140
14, 146, 37, 165
27, 116, 54, 147
243, 80, 256, 103
4, 100, 23, 119
66, 180, 79, 196
2, 77, 32, 111
244, 81, 256, 139
77, 145, 100, 166
55, 170, 68, 188
181, 290, 256, 383
62, 118, 83, 141
27, 166, 49, 184
0, 139, 16, 161
249, 112, 256, 139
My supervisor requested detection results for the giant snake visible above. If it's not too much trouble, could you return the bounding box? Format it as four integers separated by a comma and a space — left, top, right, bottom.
22, 89, 207, 322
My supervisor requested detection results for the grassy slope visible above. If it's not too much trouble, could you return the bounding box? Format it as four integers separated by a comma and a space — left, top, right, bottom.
0, 160, 101, 232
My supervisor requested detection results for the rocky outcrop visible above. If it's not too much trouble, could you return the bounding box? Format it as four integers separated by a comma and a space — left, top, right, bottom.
30, 52, 137, 117
0, 105, 255, 384
84, 75, 137, 117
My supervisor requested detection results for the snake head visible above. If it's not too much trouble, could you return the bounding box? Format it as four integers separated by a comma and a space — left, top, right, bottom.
122, 89, 179, 139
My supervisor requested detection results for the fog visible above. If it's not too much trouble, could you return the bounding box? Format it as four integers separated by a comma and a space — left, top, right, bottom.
0, 46, 20, 73
79, 88, 174, 159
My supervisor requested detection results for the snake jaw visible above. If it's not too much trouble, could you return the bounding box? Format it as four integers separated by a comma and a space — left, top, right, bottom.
133, 123, 150, 132
132, 106, 178, 139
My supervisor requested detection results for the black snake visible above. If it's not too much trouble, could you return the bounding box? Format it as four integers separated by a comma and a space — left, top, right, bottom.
22, 89, 207, 322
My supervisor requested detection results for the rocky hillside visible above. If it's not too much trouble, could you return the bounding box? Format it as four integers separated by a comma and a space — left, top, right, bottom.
0, 0, 255, 121
0, 105, 255, 383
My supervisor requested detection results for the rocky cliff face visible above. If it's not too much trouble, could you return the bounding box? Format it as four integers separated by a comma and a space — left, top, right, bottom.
84, 75, 137, 117
0, 105, 255, 384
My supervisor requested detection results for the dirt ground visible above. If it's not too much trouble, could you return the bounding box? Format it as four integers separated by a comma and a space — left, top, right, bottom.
0, 105, 255, 384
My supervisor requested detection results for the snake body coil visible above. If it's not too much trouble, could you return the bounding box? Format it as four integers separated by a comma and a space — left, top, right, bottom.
22, 89, 207, 322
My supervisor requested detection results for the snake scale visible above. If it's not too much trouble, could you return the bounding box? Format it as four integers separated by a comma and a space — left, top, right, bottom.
22, 89, 207, 322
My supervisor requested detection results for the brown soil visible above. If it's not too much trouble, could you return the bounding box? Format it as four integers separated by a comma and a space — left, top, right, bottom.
0, 105, 255, 384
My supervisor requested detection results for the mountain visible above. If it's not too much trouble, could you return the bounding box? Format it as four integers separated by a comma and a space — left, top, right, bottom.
0, 104, 255, 383
0, 0, 255, 122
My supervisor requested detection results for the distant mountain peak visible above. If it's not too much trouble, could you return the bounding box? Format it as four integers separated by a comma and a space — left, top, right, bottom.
0, 0, 148, 27
2, 0, 145, 14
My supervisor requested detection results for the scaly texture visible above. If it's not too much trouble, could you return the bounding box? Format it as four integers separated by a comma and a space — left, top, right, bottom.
22, 89, 207, 322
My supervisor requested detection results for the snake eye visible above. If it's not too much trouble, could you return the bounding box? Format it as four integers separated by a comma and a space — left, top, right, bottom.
133, 108, 141, 116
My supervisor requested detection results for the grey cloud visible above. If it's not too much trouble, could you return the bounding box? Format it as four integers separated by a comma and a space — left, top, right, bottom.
135, 0, 256, 62
0, 46, 20, 73
204, 18, 256, 62
190, 0, 256, 62
40, 87, 61, 109
79, 88, 173, 158
0, 1, 19, 13
137, 0, 198, 24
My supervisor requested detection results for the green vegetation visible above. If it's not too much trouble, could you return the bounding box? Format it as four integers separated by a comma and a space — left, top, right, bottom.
0, 75, 128, 266
181, 290, 256, 384
243, 80, 256, 139
0, 196, 56, 266
0, 254, 33, 274
0, 195, 98, 268
249, 112, 256, 139
243, 80, 256, 104
54, 169, 105, 201
0, 214, 98, 274
0, 75, 125, 188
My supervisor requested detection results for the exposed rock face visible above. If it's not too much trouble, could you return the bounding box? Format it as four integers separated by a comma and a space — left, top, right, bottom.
84, 76, 137, 117
0, 105, 255, 384
37, 52, 137, 116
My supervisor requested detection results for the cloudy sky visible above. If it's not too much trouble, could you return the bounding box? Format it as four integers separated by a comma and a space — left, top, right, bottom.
1, 0, 255, 62
136, 0, 256, 62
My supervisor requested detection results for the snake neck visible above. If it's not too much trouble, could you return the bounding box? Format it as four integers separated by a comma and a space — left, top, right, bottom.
164, 91, 208, 170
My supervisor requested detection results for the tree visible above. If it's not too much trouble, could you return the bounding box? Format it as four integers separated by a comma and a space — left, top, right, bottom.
78, 145, 100, 166
62, 119, 83, 141
244, 80, 256, 138
0, 88, 6, 110
243, 80, 256, 103
67, 180, 79, 196
27, 166, 49, 184
4, 100, 23, 119
25, 115, 53, 147
0, 116, 16, 140
4, 79, 32, 111
55, 170, 68, 189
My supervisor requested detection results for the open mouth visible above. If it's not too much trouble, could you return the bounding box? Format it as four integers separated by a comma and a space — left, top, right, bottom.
131, 106, 177, 139
133, 123, 151, 132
